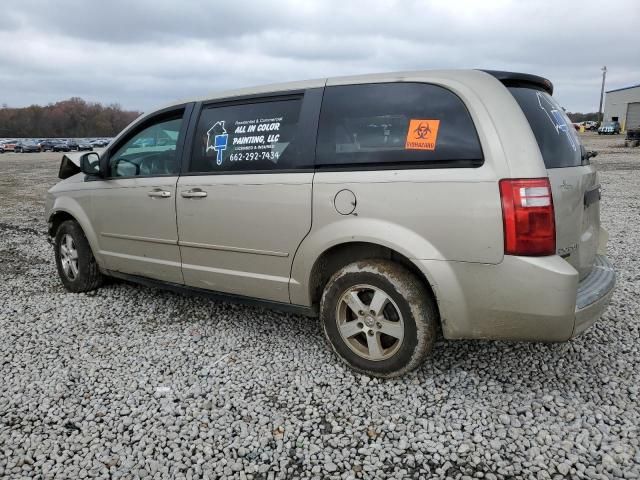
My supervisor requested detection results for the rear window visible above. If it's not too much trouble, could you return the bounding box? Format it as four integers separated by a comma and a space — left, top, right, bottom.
316, 83, 483, 168
508, 87, 582, 168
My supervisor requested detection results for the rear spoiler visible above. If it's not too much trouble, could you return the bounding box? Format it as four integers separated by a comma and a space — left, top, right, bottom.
481, 70, 554, 95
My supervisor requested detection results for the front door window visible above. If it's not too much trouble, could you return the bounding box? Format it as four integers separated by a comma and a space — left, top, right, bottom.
108, 115, 183, 177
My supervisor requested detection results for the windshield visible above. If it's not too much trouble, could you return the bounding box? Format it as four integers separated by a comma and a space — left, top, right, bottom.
604, 122, 617, 127
508, 87, 583, 168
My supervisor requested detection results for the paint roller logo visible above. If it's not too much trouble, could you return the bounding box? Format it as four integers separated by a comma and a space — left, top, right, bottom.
206, 121, 229, 165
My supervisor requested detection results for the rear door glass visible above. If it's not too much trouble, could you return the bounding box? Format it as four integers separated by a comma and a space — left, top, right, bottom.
189, 97, 303, 173
508, 87, 582, 168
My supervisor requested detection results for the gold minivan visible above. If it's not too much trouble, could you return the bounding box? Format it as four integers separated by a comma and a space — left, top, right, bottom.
46, 70, 616, 377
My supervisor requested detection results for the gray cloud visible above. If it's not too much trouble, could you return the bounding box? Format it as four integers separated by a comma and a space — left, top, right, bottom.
0, 0, 638, 113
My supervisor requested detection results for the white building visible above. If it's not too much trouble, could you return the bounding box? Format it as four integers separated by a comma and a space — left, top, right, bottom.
603, 84, 640, 131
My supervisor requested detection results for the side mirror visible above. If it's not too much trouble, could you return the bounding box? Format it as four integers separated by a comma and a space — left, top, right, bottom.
80, 152, 102, 176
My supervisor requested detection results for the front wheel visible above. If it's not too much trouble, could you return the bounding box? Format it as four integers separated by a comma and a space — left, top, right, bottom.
54, 220, 103, 292
320, 260, 438, 378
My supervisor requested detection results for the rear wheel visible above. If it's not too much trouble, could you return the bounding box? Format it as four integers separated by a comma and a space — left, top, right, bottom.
54, 220, 103, 292
320, 260, 437, 378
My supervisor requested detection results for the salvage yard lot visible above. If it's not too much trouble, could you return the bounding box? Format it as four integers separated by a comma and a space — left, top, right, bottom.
0, 133, 638, 479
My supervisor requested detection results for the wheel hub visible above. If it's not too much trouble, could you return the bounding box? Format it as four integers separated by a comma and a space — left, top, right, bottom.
335, 284, 405, 362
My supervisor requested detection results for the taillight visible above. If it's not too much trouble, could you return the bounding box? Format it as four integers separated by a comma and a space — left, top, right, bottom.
499, 178, 555, 256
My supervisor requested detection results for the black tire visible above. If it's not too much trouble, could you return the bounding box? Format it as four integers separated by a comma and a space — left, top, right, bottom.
320, 259, 438, 378
54, 220, 103, 293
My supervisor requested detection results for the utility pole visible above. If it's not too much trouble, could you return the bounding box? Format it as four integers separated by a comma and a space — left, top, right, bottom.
598, 66, 607, 124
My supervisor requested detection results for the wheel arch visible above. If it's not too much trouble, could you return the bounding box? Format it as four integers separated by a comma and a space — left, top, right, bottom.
47, 200, 102, 267
48, 210, 76, 238
304, 241, 439, 318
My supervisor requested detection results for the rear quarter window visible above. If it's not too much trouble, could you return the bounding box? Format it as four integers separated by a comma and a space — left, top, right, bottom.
508, 87, 583, 168
316, 83, 483, 168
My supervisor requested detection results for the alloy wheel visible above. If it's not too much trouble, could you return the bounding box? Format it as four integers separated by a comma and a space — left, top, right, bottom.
59, 234, 79, 280
335, 284, 404, 361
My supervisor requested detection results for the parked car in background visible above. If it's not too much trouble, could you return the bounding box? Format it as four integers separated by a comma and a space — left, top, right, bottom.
40, 140, 61, 151
0, 143, 5, 153
77, 140, 94, 151
598, 121, 621, 135
46, 69, 616, 377
15, 140, 42, 153
585, 121, 598, 131
90, 139, 110, 148
2, 140, 18, 152
52, 142, 72, 152
65, 139, 79, 150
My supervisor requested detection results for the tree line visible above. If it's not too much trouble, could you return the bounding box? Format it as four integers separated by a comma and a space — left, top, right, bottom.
566, 112, 599, 123
0, 98, 141, 138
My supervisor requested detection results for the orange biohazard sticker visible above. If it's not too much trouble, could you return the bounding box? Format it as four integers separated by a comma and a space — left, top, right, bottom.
405, 119, 440, 150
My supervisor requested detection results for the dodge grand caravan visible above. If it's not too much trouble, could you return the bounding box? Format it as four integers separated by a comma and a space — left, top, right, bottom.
46, 70, 616, 377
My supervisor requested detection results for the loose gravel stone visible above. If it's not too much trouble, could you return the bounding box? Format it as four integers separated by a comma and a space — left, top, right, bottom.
1, 135, 639, 479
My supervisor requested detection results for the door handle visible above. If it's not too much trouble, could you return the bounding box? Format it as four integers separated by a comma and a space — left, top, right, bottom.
147, 189, 172, 198
181, 189, 208, 198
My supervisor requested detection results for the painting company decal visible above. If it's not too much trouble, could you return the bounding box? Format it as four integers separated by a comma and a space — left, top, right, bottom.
405, 119, 440, 150
226, 116, 284, 163
206, 121, 229, 165
536, 92, 577, 151
206, 115, 285, 165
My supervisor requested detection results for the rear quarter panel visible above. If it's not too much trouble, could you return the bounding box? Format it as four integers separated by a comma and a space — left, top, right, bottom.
291, 70, 545, 307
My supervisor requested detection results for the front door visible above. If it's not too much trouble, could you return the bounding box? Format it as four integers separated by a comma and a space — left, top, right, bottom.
91, 108, 190, 284
176, 91, 321, 303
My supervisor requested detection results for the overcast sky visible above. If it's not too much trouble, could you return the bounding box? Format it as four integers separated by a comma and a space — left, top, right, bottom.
0, 0, 638, 113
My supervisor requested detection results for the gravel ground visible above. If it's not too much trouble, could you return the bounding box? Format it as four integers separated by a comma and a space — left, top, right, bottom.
1, 133, 639, 479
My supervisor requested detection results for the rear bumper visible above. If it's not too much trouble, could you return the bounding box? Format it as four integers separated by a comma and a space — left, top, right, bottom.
416, 254, 615, 342
573, 255, 616, 336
